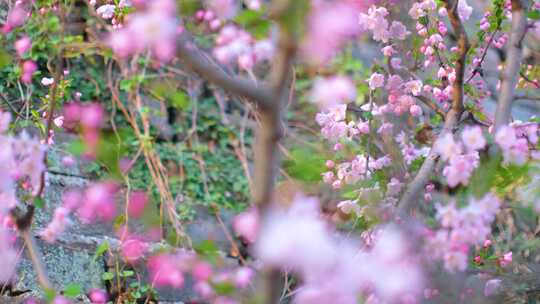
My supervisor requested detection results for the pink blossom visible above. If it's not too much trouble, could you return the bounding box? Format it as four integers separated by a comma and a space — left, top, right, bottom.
337, 200, 361, 216
121, 237, 148, 263
461, 126, 486, 151
96, 4, 116, 19
500, 251, 512, 267
457, 0, 473, 21
21, 60, 37, 84
2, 5, 28, 33
311, 76, 356, 109
443, 250, 468, 272
233, 208, 259, 243
207, 0, 238, 19
40, 207, 71, 243
434, 133, 463, 161
77, 182, 118, 223
443, 153, 478, 187
148, 253, 185, 288
495, 126, 518, 150
303, 1, 361, 64
15, 36, 32, 57
127, 191, 148, 218
192, 261, 213, 282
88, 288, 108, 303
233, 267, 254, 288
368, 73, 385, 90
0, 110, 12, 134
52, 296, 71, 304
409, 104, 422, 117
404, 80, 423, 96
381, 45, 395, 56
0, 229, 17, 283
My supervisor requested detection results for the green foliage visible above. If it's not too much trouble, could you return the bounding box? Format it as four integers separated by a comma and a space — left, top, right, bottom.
234, 9, 271, 39
283, 147, 327, 183
63, 283, 82, 298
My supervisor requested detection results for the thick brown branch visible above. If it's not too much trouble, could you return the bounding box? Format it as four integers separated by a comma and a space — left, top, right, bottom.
176, 33, 275, 111
494, 0, 529, 129
398, 0, 469, 213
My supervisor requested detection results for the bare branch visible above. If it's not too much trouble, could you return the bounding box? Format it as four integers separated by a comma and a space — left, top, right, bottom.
415, 95, 446, 119
494, 0, 529, 130
398, 0, 470, 213
11, 206, 52, 291
176, 33, 275, 111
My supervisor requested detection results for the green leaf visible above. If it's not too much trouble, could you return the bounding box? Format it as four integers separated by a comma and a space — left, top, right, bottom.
63, 283, 82, 298
528, 10, 540, 20
120, 270, 135, 277
33, 197, 45, 209
94, 240, 109, 260
0, 48, 11, 69
170, 91, 190, 110
283, 148, 326, 183
102, 272, 115, 281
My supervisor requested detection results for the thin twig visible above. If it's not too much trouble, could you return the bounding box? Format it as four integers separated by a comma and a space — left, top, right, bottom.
398, 0, 470, 213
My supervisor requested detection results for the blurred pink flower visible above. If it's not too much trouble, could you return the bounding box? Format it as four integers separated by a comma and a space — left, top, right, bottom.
148, 253, 185, 288
77, 182, 118, 223
128, 191, 149, 218
461, 126, 486, 151
21, 60, 37, 84
233, 208, 259, 243
14, 36, 32, 57
88, 288, 108, 303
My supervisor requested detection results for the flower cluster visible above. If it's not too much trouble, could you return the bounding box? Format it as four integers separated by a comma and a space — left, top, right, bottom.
107, 0, 179, 61
0, 130, 47, 208
148, 249, 254, 303
495, 123, 538, 166
426, 192, 501, 272
63, 102, 104, 158
302, 1, 363, 64
212, 25, 274, 71
255, 194, 423, 303
434, 127, 486, 187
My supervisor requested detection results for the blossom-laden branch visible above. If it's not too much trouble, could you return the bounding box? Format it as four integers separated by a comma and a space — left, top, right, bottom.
494, 0, 529, 130
176, 2, 298, 301
176, 33, 275, 112
398, 0, 470, 213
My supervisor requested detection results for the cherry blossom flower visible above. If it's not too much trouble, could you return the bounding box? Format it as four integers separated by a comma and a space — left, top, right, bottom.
96, 4, 116, 19
21, 60, 37, 84
434, 133, 463, 161
457, 0, 473, 21
310, 76, 356, 109
41, 77, 54, 86
233, 208, 259, 243
77, 182, 118, 223
368, 73, 385, 90
148, 253, 187, 288
461, 126, 486, 151
14, 36, 32, 57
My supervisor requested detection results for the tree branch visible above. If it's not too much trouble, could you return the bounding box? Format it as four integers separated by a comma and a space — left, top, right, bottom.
494, 0, 529, 130
398, 0, 470, 213
415, 95, 446, 119
176, 33, 275, 111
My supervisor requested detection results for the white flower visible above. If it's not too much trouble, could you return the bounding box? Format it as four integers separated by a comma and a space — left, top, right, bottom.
96, 4, 116, 19
434, 133, 463, 161
41, 77, 54, 86
461, 126, 486, 151
458, 0, 473, 21
368, 73, 385, 90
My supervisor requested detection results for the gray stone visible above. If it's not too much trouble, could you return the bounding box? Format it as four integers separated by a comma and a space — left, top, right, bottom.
15, 239, 105, 298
